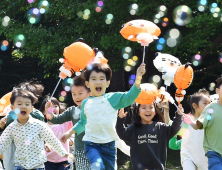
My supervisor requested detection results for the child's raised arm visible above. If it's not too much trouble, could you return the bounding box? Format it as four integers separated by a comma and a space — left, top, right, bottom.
183, 115, 203, 130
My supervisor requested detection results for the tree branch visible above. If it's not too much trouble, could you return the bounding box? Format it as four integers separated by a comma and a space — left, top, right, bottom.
194, 63, 222, 74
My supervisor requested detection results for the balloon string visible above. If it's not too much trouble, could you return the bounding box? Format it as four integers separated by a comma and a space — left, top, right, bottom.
142, 46, 146, 63
50, 78, 62, 100
173, 103, 184, 115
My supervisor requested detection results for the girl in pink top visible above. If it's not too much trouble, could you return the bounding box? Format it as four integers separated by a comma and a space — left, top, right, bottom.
39, 97, 74, 170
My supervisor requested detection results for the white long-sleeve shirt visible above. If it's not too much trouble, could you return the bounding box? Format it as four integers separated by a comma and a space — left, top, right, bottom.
0, 116, 67, 169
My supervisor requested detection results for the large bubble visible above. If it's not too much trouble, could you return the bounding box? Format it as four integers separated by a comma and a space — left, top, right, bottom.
27, 8, 41, 24
173, 5, 192, 26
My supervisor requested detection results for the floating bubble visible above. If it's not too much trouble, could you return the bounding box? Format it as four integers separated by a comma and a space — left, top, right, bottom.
210, 82, 215, 87
162, 22, 167, 27
105, 19, 111, 24
84, 9, 90, 15
25, 140, 31, 145
97, 1, 103, 7
167, 38, 177, 47
77, 11, 84, 18
27, 8, 41, 24
159, 38, 165, 44
28, 0, 34, 3
160, 5, 167, 12
38, 0, 50, 14
127, 59, 133, 65
198, 5, 205, 12
193, 61, 199, 66
2, 40, 9, 46
195, 54, 201, 60
14, 108, 20, 114
159, 11, 164, 17
48, 107, 54, 113
219, 58, 222, 63
107, 14, 113, 20
130, 74, 136, 79
83, 14, 89, 20
157, 44, 163, 50
199, 0, 207, 5
208, 108, 214, 113
64, 86, 71, 92
206, 115, 212, 120
61, 91, 67, 97
169, 28, 180, 39
3, 16, 10, 22
59, 96, 65, 102
132, 3, 138, 10
1, 45, 7, 51
154, 19, 159, 24
95, 7, 101, 12
173, 5, 192, 26
41, 150, 46, 155
130, 10, 136, 15
2, 21, 9, 27
125, 47, 131, 53
133, 56, 138, 61
124, 66, 131, 72
153, 75, 161, 83
123, 53, 129, 59
129, 80, 134, 85
131, 61, 136, 66
87, 64, 93, 70
211, 3, 218, 8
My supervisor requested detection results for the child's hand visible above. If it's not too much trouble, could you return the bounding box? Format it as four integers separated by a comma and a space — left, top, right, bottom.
45, 100, 54, 120
61, 129, 75, 143
136, 63, 146, 77
118, 108, 127, 118
183, 114, 194, 125
0, 117, 7, 129
157, 102, 169, 110
44, 144, 51, 152
177, 104, 184, 115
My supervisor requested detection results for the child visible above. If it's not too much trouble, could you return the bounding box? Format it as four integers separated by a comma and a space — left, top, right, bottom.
2, 80, 45, 170
117, 102, 182, 170
59, 63, 145, 170
39, 96, 73, 170
45, 75, 91, 170
0, 89, 69, 170
185, 77, 222, 170
180, 88, 210, 170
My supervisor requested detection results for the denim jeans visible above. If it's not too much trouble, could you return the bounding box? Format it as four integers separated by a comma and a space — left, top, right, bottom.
84, 141, 117, 170
206, 151, 222, 170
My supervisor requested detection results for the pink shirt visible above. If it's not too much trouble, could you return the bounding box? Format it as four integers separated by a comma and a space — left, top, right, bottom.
46, 121, 73, 163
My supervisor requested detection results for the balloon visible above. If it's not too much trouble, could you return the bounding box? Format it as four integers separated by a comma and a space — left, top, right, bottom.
174, 63, 194, 104
59, 40, 95, 79
135, 83, 159, 104
0, 92, 12, 116
153, 52, 181, 86
156, 87, 175, 104
210, 94, 219, 103
120, 19, 161, 46
92, 49, 108, 64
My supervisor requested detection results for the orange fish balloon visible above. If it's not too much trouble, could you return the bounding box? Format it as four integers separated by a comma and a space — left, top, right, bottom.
0, 92, 12, 116
120, 19, 161, 46
174, 63, 194, 104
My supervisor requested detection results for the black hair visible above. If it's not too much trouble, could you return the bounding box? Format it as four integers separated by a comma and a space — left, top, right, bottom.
39, 96, 67, 122
216, 76, 222, 89
132, 102, 165, 126
72, 74, 90, 92
15, 79, 44, 100
187, 88, 210, 115
84, 63, 112, 81
10, 89, 38, 105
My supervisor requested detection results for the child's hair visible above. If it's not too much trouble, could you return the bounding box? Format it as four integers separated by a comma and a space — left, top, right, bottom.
72, 74, 90, 92
84, 63, 112, 81
39, 96, 67, 115
10, 89, 38, 105
132, 102, 165, 126
15, 79, 44, 101
187, 88, 210, 114
216, 76, 222, 89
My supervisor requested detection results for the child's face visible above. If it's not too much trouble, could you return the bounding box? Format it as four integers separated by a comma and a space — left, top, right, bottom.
194, 94, 210, 118
85, 71, 110, 97
11, 96, 33, 122
51, 103, 59, 115
216, 85, 222, 99
139, 104, 156, 124
71, 86, 90, 107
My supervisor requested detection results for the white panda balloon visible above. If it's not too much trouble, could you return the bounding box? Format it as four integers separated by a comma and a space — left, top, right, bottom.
153, 52, 181, 86
210, 94, 219, 103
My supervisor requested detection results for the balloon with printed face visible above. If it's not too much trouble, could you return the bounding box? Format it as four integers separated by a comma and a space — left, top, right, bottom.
0, 92, 12, 116
153, 52, 181, 86
120, 19, 161, 46
210, 94, 219, 103
174, 63, 194, 104
135, 83, 159, 104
